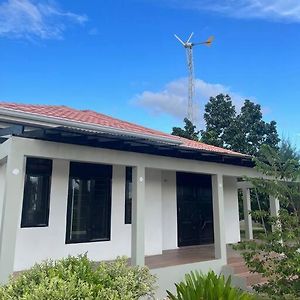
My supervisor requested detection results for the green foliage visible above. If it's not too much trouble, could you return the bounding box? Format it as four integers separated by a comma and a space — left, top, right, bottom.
167, 271, 255, 300
0, 255, 156, 300
234, 145, 300, 299
171, 117, 199, 141
229, 100, 279, 156
240, 138, 300, 224
201, 94, 236, 148
278, 138, 300, 162
172, 95, 280, 156
200, 95, 280, 156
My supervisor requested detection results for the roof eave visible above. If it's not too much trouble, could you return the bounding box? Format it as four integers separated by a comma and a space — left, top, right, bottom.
0, 107, 182, 146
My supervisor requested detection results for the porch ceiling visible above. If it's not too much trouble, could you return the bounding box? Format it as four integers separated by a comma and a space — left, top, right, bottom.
0, 123, 254, 167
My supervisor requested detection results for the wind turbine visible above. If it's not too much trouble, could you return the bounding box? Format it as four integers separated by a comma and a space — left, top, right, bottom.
174, 32, 214, 123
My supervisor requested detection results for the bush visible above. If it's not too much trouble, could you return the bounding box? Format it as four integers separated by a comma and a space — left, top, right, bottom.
0, 255, 156, 300
167, 271, 256, 300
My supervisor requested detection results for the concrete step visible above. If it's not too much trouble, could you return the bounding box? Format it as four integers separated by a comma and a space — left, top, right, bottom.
223, 257, 268, 291
237, 271, 265, 286
227, 256, 245, 264
227, 262, 249, 274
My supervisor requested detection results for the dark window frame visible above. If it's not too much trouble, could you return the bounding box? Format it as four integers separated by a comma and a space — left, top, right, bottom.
21, 157, 52, 228
125, 166, 132, 224
65, 162, 112, 244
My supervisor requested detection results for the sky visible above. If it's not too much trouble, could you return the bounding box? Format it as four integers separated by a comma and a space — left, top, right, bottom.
0, 0, 300, 146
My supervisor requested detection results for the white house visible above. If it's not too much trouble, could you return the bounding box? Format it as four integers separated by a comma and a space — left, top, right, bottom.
0, 102, 274, 297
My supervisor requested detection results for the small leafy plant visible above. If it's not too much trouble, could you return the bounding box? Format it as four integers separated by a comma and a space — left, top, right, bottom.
167, 270, 255, 300
0, 255, 156, 300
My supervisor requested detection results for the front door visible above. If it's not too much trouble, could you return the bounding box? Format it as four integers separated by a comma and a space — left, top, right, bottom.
177, 172, 214, 247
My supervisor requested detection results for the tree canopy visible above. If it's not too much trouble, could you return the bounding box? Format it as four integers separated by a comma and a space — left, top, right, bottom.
201, 94, 236, 148
171, 94, 280, 156
171, 117, 200, 141
200, 95, 280, 156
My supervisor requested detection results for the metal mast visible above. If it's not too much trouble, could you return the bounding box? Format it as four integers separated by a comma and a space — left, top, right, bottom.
174, 33, 214, 123
186, 44, 195, 122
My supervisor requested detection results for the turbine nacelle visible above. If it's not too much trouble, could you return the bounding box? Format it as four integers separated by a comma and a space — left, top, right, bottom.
174, 32, 194, 48
174, 32, 214, 48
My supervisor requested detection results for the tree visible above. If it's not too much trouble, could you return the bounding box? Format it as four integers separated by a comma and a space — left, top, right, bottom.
229, 100, 280, 156
171, 117, 199, 141
278, 138, 300, 162
201, 96, 280, 156
240, 138, 299, 224
235, 145, 300, 299
200, 94, 236, 148
264, 121, 281, 152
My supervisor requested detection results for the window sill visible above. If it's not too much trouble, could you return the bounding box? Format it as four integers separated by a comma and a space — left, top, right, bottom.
65, 238, 111, 245
21, 224, 49, 228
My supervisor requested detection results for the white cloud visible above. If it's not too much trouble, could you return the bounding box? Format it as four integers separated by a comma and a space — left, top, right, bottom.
0, 0, 87, 40
165, 0, 300, 22
132, 77, 245, 125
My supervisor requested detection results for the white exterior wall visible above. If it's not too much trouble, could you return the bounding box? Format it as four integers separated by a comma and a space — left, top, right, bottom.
161, 170, 177, 250
14, 161, 129, 271
0, 163, 6, 236
223, 176, 240, 244
145, 169, 162, 255
13, 161, 164, 271
13, 160, 240, 271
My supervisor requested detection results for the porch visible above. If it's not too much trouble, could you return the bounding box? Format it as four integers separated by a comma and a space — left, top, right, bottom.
146, 244, 215, 269
145, 244, 240, 269
0, 136, 260, 285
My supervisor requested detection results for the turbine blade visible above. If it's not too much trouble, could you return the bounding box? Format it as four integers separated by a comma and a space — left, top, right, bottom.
192, 36, 215, 47
187, 32, 194, 43
174, 34, 185, 46
204, 35, 214, 46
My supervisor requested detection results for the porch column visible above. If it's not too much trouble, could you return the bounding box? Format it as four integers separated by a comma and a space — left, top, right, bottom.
242, 188, 253, 240
0, 147, 25, 284
269, 195, 280, 232
212, 174, 226, 262
131, 165, 145, 266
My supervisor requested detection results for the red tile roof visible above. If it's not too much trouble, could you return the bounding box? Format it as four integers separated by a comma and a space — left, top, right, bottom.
0, 102, 246, 157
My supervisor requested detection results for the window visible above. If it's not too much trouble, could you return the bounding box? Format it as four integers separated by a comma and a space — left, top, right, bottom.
125, 167, 132, 224
21, 157, 52, 228
66, 162, 112, 244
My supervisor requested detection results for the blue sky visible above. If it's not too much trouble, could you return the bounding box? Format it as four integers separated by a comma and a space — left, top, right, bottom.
0, 0, 300, 146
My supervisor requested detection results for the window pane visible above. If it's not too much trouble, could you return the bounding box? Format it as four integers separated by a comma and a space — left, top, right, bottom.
66, 162, 112, 244
21, 158, 52, 227
125, 167, 132, 224
69, 178, 89, 241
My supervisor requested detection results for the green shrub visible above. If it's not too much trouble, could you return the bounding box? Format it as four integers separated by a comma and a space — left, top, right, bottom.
0, 255, 156, 300
167, 271, 256, 300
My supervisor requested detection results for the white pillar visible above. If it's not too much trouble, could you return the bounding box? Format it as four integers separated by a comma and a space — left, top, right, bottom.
212, 174, 227, 262
131, 165, 145, 266
0, 147, 25, 284
0, 163, 7, 245
269, 195, 280, 232
242, 188, 253, 240
269, 196, 280, 217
